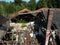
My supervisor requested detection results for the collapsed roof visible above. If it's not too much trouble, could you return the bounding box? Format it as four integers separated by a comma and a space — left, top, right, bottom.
7, 8, 60, 36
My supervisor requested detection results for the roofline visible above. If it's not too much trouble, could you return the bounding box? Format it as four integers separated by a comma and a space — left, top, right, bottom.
9, 12, 39, 19
35, 8, 60, 12
8, 8, 60, 19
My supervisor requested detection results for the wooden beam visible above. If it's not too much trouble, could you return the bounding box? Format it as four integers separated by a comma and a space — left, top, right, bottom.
45, 9, 54, 45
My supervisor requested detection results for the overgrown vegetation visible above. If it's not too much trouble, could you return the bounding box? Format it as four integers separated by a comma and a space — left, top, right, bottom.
19, 19, 27, 28
12, 18, 27, 27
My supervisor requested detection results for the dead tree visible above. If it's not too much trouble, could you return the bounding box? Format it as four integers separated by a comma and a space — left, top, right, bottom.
45, 9, 54, 45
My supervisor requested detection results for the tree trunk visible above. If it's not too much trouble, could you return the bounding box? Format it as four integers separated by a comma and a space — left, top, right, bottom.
45, 9, 54, 45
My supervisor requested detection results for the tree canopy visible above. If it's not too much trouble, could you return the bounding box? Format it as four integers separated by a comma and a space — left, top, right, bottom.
0, 0, 60, 16
37, 0, 48, 9
28, 0, 36, 10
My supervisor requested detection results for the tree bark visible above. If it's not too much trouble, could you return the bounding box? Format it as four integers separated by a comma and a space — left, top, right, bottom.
45, 9, 54, 45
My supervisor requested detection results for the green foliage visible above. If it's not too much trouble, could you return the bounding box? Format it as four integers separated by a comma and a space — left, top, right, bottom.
0, 5, 5, 14
14, 0, 22, 5
0, 2, 9, 15
47, 0, 60, 8
17, 19, 27, 27
13, 18, 27, 27
47, 0, 56, 8
28, 0, 36, 10
21, 23, 26, 28
0, 0, 60, 16
37, 0, 48, 8
15, 5, 22, 12
0, 6, 2, 14
21, 1, 29, 8
4, 4, 16, 14
19, 19, 27, 27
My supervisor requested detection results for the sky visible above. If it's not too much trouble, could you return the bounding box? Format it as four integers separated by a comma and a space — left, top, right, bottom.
0, 0, 39, 2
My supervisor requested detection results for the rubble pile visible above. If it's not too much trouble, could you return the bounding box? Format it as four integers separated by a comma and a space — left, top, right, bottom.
9, 22, 39, 45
